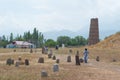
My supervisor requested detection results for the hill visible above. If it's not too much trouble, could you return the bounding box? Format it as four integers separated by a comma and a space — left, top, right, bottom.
93, 32, 120, 48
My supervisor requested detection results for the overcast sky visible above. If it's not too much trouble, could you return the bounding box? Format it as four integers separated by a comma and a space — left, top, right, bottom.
0, 0, 120, 38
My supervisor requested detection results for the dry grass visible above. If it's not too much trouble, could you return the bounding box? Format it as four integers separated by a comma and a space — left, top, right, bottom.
1, 32, 120, 80
94, 32, 120, 49
0, 47, 120, 80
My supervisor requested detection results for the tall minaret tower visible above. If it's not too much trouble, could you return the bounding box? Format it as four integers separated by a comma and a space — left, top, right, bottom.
88, 18, 99, 45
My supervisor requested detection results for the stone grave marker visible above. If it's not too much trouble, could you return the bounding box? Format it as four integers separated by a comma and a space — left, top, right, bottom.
13, 49, 16, 52
18, 56, 22, 61
42, 47, 45, 54
30, 49, 33, 53
48, 50, 53, 58
41, 70, 48, 77
53, 64, 59, 72
67, 56, 71, 62
112, 59, 117, 62
75, 51, 80, 65
56, 59, 60, 63
15, 61, 19, 67
11, 59, 14, 64
6, 58, 12, 66
18, 56, 25, 65
96, 56, 100, 62
52, 55, 56, 60
45, 47, 48, 54
48, 53, 52, 58
67, 49, 72, 62
38, 57, 44, 63
69, 49, 72, 53
25, 59, 29, 65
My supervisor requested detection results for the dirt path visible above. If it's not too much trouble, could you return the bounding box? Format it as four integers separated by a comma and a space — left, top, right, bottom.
87, 59, 120, 72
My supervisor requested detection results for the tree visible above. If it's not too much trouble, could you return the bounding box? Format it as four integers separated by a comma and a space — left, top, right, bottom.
74, 36, 87, 46
23, 31, 32, 42
0, 28, 45, 48
38, 32, 44, 47
32, 28, 39, 47
0, 35, 8, 48
70, 38, 77, 46
15, 34, 24, 41
57, 36, 71, 46
56, 35, 87, 47
45, 39, 56, 47
22, 28, 45, 48
10, 33, 13, 42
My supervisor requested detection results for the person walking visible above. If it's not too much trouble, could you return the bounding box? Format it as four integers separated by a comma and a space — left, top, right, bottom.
83, 48, 89, 63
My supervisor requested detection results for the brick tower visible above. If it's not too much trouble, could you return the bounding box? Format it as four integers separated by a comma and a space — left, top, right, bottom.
88, 18, 99, 45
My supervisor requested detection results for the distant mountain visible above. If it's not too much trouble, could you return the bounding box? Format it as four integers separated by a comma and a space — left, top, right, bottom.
99, 29, 120, 40
43, 29, 119, 41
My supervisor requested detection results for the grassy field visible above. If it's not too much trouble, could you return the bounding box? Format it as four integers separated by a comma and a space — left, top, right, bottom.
0, 47, 120, 80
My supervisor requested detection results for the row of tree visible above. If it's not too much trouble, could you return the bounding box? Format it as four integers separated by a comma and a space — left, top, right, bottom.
0, 28, 88, 48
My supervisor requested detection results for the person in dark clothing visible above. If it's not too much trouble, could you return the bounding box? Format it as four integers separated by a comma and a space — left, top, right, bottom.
55, 45, 59, 50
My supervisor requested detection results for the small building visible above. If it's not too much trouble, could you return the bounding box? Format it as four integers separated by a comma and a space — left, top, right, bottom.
6, 41, 35, 48
6, 43, 15, 48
